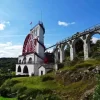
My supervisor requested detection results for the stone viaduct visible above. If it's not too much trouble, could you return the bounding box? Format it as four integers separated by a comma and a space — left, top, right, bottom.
47, 24, 100, 63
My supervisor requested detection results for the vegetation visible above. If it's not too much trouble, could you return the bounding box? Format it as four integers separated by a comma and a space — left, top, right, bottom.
0, 40, 100, 99
0, 58, 98, 100
0, 97, 16, 100
0, 58, 17, 72
93, 75, 100, 100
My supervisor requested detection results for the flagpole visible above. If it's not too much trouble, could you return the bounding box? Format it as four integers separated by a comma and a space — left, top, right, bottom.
41, 11, 42, 22
30, 22, 32, 30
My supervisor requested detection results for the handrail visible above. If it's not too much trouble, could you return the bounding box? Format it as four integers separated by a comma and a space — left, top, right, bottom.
46, 24, 100, 50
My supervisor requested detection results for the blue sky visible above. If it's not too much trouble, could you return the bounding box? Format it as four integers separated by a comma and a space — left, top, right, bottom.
0, 0, 100, 57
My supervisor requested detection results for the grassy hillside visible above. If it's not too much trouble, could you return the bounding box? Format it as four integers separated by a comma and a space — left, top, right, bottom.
0, 59, 100, 100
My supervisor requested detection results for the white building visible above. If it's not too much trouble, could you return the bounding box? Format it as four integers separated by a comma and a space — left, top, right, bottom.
16, 22, 50, 76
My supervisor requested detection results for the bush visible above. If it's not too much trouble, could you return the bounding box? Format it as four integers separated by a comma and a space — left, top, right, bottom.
17, 88, 53, 100
11, 72, 16, 76
58, 63, 64, 69
0, 79, 19, 98
93, 75, 100, 100
17, 86, 27, 95
73, 62, 93, 70
11, 84, 23, 93
18, 88, 40, 100
36, 94, 61, 100
69, 56, 83, 66
0, 87, 10, 97
42, 75, 54, 82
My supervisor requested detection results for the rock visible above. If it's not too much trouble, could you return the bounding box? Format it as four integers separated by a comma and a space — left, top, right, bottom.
92, 69, 97, 74
88, 67, 94, 71
95, 66, 100, 74
80, 87, 95, 100
84, 70, 89, 74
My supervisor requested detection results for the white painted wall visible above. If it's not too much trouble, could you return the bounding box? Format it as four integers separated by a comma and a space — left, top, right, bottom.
39, 66, 46, 76
16, 64, 34, 76
18, 56, 24, 63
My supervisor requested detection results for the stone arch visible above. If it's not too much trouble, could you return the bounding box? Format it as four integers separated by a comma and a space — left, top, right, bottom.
61, 42, 70, 60
72, 38, 84, 47
23, 66, 29, 73
17, 65, 21, 72
87, 32, 100, 41
18, 60, 21, 64
86, 32, 100, 57
28, 57, 32, 64
72, 38, 84, 58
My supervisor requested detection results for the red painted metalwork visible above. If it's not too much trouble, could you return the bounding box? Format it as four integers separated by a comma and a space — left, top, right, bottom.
22, 34, 38, 55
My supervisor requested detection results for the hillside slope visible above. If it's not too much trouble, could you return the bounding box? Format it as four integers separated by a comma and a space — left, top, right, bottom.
0, 59, 100, 100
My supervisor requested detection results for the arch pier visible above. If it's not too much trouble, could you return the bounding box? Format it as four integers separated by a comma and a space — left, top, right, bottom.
53, 25, 100, 63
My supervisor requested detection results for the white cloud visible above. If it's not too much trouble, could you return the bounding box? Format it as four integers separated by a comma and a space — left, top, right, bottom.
58, 21, 75, 27
0, 21, 10, 30
92, 37, 99, 43
45, 48, 53, 53
0, 42, 22, 58
0, 23, 5, 30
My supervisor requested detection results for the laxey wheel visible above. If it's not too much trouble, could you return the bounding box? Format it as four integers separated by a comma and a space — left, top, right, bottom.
22, 34, 38, 55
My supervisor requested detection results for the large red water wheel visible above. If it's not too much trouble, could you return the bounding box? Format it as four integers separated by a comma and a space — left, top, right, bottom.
22, 34, 38, 55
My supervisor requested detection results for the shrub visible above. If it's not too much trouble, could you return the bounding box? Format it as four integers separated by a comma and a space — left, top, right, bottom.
11, 72, 16, 76
36, 94, 61, 100
58, 63, 64, 69
11, 84, 23, 93
0, 87, 10, 97
17, 88, 53, 100
41, 88, 52, 94
18, 88, 40, 100
73, 62, 93, 70
93, 75, 100, 100
42, 75, 54, 82
17, 86, 27, 95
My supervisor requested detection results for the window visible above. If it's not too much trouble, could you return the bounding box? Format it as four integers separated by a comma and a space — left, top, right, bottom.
17, 66, 21, 72
23, 66, 28, 73
23, 57, 26, 64
35, 29, 37, 36
28, 57, 32, 64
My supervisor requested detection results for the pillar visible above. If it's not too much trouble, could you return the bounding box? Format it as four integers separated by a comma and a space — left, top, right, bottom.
83, 39, 89, 60
70, 44, 75, 61
54, 50, 59, 63
59, 48, 64, 63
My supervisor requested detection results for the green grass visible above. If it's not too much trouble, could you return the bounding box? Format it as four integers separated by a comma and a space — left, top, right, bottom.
0, 97, 16, 100
1, 59, 99, 100
60, 59, 100, 71
12, 75, 59, 90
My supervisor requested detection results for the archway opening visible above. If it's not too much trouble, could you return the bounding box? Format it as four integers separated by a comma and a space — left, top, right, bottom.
63, 44, 70, 61
23, 57, 26, 64
74, 39, 84, 59
17, 66, 21, 72
19, 60, 21, 64
88, 34, 100, 58
28, 57, 32, 64
23, 66, 29, 74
